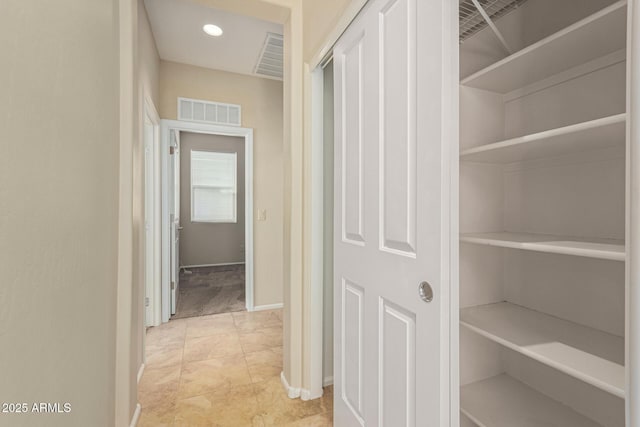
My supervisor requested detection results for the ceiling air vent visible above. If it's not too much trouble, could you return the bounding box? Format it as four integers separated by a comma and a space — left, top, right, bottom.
178, 97, 241, 126
460, 0, 528, 42
254, 32, 283, 80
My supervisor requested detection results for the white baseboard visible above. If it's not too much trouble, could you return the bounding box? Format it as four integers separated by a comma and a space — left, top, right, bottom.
182, 262, 245, 268
280, 371, 301, 399
253, 303, 284, 312
130, 403, 141, 427
137, 363, 145, 384
300, 387, 324, 401
323, 376, 334, 387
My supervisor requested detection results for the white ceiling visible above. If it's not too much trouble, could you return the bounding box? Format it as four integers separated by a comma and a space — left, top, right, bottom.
144, 0, 283, 79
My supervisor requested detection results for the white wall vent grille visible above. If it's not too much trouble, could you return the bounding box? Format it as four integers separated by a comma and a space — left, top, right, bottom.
177, 97, 242, 126
254, 32, 283, 80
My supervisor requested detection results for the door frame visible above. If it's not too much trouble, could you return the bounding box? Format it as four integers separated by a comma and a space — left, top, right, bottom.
144, 94, 162, 327
160, 119, 255, 322
305, 0, 459, 421
303, 0, 371, 402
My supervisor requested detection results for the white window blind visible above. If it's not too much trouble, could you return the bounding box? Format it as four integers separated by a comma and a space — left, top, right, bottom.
191, 150, 237, 223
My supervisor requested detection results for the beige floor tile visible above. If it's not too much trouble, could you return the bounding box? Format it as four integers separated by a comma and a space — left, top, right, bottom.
174, 384, 263, 427
146, 321, 187, 353
239, 326, 283, 354
284, 411, 333, 427
185, 313, 237, 338
146, 339, 185, 357
138, 408, 175, 427
321, 386, 334, 416
253, 377, 331, 426
138, 365, 181, 410
145, 346, 184, 370
232, 310, 282, 332
245, 347, 283, 383
148, 318, 187, 337
183, 332, 244, 363
178, 357, 252, 399
140, 310, 330, 426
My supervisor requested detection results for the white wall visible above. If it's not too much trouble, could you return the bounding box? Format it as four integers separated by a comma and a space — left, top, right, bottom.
159, 61, 284, 306
0, 1, 119, 425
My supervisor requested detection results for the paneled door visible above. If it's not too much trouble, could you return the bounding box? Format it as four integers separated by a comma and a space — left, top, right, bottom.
333, 0, 454, 425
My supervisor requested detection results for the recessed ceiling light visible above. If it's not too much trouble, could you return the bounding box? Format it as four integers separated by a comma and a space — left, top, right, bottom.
203, 24, 223, 37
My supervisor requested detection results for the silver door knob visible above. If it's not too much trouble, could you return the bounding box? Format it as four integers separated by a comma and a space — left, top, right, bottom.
419, 281, 433, 303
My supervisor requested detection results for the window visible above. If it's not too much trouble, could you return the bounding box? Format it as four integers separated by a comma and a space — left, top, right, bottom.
190, 150, 237, 223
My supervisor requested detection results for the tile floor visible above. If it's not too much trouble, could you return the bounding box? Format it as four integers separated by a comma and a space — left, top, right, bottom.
138, 309, 333, 426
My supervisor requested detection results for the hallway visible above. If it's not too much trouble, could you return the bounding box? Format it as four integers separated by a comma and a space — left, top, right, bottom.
138, 309, 333, 426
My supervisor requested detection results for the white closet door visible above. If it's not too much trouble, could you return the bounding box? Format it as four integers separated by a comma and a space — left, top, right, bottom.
333, 0, 454, 425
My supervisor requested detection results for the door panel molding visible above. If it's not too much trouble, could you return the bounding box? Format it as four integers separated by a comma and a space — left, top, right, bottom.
341, 33, 366, 246
379, 298, 416, 427
341, 278, 365, 425
378, 0, 418, 258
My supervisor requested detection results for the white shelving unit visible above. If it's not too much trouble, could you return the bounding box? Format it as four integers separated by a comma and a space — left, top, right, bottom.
460, 114, 626, 164
459, 0, 628, 425
461, 0, 627, 93
461, 375, 604, 427
461, 302, 625, 397
460, 232, 625, 261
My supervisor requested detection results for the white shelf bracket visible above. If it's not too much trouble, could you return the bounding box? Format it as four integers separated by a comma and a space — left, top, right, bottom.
470, 0, 513, 54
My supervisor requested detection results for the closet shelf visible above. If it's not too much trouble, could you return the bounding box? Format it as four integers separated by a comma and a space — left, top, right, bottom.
460, 0, 627, 93
461, 374, 603, 427
461, 302, 625, 398
460, 232, 625, 261
460, 114, 626, 164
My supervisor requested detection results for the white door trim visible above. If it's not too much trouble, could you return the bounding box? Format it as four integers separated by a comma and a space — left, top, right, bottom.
144, 94, 162, 328
304, 0, 372, 403
443, 1, 460, 424
301, 64, 326, 401
160, 119, 255, 322
627, 0, 640, 423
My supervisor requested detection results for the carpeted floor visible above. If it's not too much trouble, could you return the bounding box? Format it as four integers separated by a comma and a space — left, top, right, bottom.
172, 264, 246, 319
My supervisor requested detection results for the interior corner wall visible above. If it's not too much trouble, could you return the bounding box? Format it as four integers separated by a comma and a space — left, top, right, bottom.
133, 0, 160, 413
159, 61, 284, 307
0, 1, 119, 426
138, 0, 161, 107
302, 0, 359, 61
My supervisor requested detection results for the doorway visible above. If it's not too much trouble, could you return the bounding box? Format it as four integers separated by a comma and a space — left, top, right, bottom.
160, 120, 255, 323
173, 131, 247, 318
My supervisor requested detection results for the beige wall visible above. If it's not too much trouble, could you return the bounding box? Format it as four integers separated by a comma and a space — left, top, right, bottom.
302, 0, 357, 60
132, 0, 161, 416
160, 61, 284, 306
180, 132, 246, 266
139, 1, 161, 106
0, 1, 119, 426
